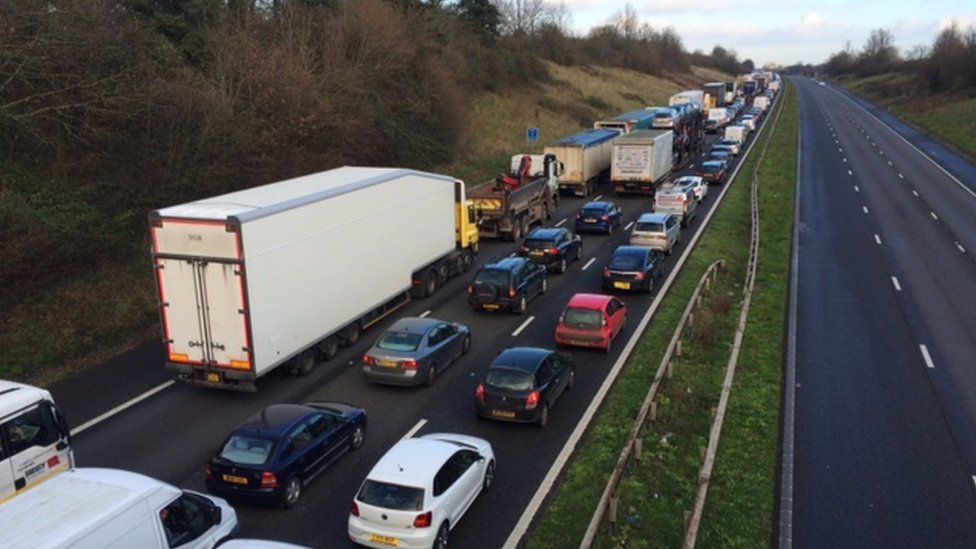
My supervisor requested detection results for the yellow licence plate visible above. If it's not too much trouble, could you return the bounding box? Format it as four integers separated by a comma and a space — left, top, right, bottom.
222, 474, 248, 485
376, 359, 398, 368
483, 304, 500, 310
369, 534, 399, 547
207, 372, 220, 383
530, 251, 544, 257
613, 281, 631, 290
492, 409, 517, 419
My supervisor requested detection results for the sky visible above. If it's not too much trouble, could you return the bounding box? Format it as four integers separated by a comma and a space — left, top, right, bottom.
562, 0, 976, 66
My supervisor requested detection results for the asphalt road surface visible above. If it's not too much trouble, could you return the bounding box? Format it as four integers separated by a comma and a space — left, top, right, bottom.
791, 76, 976, 547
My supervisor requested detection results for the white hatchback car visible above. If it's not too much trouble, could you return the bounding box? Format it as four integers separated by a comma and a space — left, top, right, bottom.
674, 175, 708, 202
348, 433, 495, 549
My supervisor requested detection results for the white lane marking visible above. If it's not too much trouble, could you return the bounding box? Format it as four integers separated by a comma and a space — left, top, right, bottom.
912, 189, 919, 197
854, 185, 860, 192
624, 221, 634, 231
838, 147, 843, 152
848, 170, 853, 175
511, 315, 536, 337
834, 140, 839, 144
555, 218, 567, 227
898, 173, 904, 179
862, 206, 869, 214
875, 234, 882, 245
419, 310, 432, 318
957, 242, 966, 253
931, 211, 939, 220
972, 475, 976, 492
891, 276, 902, 291
920, 345, 935, 369
508, 253, 517, 258
887, 160, 893, 166
843, 157, 847, 163
594, 194, 604, 201
880, 150, 885, 156
71, 381, 176, 436
401, 419, 428, 441
581, 257, 596, 271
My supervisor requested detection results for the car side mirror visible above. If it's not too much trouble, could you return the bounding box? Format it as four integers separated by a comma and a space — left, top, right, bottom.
477, 454, 486, 462
209, 504, 222, 525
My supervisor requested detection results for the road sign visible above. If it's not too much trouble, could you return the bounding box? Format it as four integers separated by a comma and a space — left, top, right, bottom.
526, 127, 539, 143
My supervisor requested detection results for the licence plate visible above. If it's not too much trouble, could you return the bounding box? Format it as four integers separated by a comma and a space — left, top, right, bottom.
483, 304, 500, 310
530, 251, 544, 257
570, 340, 590, 346
376, 359, 398, 368
369, 534, 399, 547
222, 474, 248, 485
585, 218, 597, 223
207, 372, 220, 383
613, 281, 632, 290
492, 409, 516, 419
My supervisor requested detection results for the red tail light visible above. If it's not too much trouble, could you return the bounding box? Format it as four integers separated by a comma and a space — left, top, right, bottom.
414, 511, 433, 528
467, 284, 475, 295
350, 501, 360, 517
261, 471, 278, 489
635, 272, 645, 281
601, 215, 609, 221
603, 268, 611, 278
548, 248, 559, 255
401, 360, 418, 370
363, 355, 375, 366
509, 288, 516, 298
205, 463, 213, 480
476, 383, 485, 402
519, 246, 529, 254
526, 390, 541, 410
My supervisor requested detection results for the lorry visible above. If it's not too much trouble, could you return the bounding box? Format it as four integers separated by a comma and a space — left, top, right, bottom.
149, 167, 480, 391
724, 124, 748, 144
742, 80, 757, 98
754, 96, 771, 111
723, 81, 737, 104
468, 153, 561, 241
707, 108, 730, 127
0, 468, 238, 548
611, 130, 674, 195
594, 109, 658, 134
703, 82, 727, 109
669, 90, 705, 111
0, 380, 74, 502
545, 128, 620, 197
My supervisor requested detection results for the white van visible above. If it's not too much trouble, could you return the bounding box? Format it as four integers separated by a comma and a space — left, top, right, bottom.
0, 380, 73, 502
724, 125, 748, 144
0, 467, 238, 549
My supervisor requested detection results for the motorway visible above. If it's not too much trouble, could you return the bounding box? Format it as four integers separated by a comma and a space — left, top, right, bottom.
791, 76, 976, 547
49, 112, 768, 547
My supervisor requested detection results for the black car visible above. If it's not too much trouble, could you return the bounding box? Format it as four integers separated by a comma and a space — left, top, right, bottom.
574, 201, 623, 235
518, 227, 582, 274
468, 257, 547, 314
602, 245, 664, 293
475, 347, 574, 427
206, 402, 367, 508
362, 317, 471, 387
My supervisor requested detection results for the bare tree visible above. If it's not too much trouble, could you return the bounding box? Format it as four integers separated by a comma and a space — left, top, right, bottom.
493, 0, 553, 35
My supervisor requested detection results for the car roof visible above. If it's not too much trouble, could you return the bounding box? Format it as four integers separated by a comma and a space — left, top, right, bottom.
484, 257, 525, 271
567, 293, 614, 310
676, 175, 703, 183
386, 317, 440, 334
637, 212, 670, 223
236, 404, 314, 438
366, 437, 464, 486
526, 227, 566, 240
490, 347, 552, 373
581, 201, 611, 209
0, 380, 52, 417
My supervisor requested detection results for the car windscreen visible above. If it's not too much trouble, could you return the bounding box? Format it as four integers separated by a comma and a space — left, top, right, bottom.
654, 112, 672, 119
475, 269, 510, 287
219, 435, 274, 466
358, 480, 425, 511
377, 331, 423, 352
635, 221, 665, 233
608, 251, 646, 271
563, 307, 603, 329
524, 238, 556, 249
485, 368, 535, 392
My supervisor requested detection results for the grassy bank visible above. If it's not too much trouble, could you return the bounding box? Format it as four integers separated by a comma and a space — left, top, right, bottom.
838, 73, 976, 161
0, 62, 729, 386
528, 82, 797, 547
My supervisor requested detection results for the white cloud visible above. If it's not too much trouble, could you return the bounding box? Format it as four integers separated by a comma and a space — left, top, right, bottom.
799, 12, 825, 31
938, 12, 976, 31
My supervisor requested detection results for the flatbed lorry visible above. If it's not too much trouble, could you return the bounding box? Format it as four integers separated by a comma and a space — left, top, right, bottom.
149, 167, 479, 391
468, 154, 561, 242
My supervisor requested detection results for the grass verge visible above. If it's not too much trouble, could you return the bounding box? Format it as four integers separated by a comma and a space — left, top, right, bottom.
528, 82, 798, 548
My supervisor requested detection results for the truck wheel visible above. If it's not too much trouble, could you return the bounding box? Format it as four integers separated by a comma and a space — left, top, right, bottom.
521, 216, 531, 237
512, 220, 523, 241
296, 350, 315, 376
316, 336, 339, 360
341, 323, 361, 346
461, 250, 474, 272
423, 269, 438, 296
436, 263, 449, 285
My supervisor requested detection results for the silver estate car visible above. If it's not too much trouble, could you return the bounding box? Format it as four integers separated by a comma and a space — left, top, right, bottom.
630, 212, 680, 254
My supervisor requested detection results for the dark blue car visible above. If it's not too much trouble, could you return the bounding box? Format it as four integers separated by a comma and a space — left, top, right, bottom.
575, 201, 623, 234
205, 401, 367, 508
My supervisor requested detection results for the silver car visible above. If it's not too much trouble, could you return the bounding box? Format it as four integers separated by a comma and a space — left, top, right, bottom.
362, 317, 471, 386
630, 212, 680, 254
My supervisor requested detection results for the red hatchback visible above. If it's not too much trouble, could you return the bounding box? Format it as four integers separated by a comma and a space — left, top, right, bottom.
555, 294, 627, 353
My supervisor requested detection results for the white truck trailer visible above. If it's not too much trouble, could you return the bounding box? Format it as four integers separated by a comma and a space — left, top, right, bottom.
707, 108, 730, 126
754, 96, 771, 111
669, 90, 705, 111
611, 130, 674, 195
544, 129, 620, 197
149, 167, 479, 391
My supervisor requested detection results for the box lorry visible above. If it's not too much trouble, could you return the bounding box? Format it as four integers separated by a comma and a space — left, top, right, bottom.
545, 129, 620, 197
0, 468, 237, 549
469, 154, 561, 241
669, 90, 705, 112
703, 82, 727, 109
723, 81, 737, 104
611, 130, 674, 195
754, 96, 771, 111
707, 108, 730, 127
150, 167, 479, 391
724, 124, 748, 144
0, 380, 73, 503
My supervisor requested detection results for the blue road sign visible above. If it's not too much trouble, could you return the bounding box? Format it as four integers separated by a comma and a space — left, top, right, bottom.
527, 127, 539, 142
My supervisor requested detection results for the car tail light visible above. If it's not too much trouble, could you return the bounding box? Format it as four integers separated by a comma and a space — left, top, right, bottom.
363, 355, 375, 366
601, 215, 609, 221
350, 501, 360, 517
603, 268, 611, 278
467, 284, 475, 295
548, 248, 559, 255
576, 214, 581, 219
261, 471, 278, 489
204, 463, 213, 479
519, 246, 529, 254
509, 288, 516, 298
525, 391, 541, 409
401, 360, 418, 370
414, 511, 433, 528
635, 272, 645, 281
476, 383, 485, 402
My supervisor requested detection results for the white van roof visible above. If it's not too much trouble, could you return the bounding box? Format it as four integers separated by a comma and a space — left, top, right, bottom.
0, 380, 53, 418
0, 468, 179, 549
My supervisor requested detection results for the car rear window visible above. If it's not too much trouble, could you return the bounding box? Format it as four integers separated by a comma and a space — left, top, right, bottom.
377, 331, 423, 352
358, 480, 425, 511
475, 269, 510, 287
219, 435, 274, 466
608, 251, 646, 271
581, 208, 606, 217
563, 307, 603, 329
486, 368, 535, 392
524, 238, 556, 249
701, 163, 722, 172
635, 221, 664, 233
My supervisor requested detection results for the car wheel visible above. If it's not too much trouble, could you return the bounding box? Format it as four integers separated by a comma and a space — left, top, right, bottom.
426, 364, 437, 387
540, 277, 548, 294
536, 404, 550, 428
462, 334, 471, 355
574, 246, 582, 262
557, 258, 567, 274
281, 476, 302, 509
350, 423, 365, 451
606, 224, 613, 236
604, 337, 613, 354
515, 296, 527, 315
434, 522, 450, 549
483, 460, 495, 491
567, 368, 576, 389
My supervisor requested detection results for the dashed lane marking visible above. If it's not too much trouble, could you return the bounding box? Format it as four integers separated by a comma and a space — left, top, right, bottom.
920, 345, 935, 369
512, 316, 536, 337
